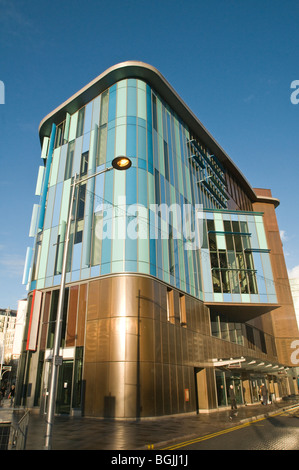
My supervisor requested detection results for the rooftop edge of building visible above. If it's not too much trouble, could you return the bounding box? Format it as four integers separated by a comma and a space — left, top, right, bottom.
38, 60, 277, 207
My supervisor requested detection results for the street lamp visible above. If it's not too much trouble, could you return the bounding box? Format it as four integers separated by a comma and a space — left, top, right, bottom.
112, 156, 132, 171
44, 156, 132, 450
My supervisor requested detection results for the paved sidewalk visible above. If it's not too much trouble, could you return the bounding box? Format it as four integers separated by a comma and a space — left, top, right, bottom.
1, 397, 299, 450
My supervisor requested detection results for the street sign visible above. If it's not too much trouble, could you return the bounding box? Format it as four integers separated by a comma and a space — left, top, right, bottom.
228, 362, 241, 369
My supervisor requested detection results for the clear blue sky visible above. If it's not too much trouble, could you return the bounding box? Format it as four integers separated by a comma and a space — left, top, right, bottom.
0, 0, 298, 309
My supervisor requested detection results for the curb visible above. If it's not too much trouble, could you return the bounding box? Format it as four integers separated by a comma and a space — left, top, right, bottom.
141, 403, 299, 450
239, 402, 299, 424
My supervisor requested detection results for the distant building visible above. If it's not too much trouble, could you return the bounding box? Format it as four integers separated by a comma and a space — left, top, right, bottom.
0, 308, 17, 364
12, 300, 27, 358
18, 62, 299, 417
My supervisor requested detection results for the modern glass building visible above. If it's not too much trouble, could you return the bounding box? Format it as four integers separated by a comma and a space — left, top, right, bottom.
18, 61, 299, 417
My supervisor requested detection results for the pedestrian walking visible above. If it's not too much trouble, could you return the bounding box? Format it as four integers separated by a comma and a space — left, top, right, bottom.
229, 384, 238, 420
8, 384, 15, 407
260, 383, 268, 405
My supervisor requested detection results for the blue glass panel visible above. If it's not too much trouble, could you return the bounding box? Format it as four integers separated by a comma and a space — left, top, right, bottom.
72, 242, 82, 271
150, 238, 156, 276
83, 101, 93, 135
173, 238, 180, 288
108, 119, 116, 131
90, 265, 100, 278
101, 263, 110, 275
127, 116, 137, 125
46, 226, 58, 278
125, 214, 137, 272
57, 144, 67, 184
138, 125, 146, 160
71, 270, 80, 282
252, 252, 267, 295
138, 168, 147, 207
22, 247, 33, 285
127, 80, 137, 116
156, 230, 163, 279
170, 115, 178, 189
260, 252, 276, 298
149, 210, 156, 276
108, 84, 117, 122
166, 113, 174, 186
165, 178, 170, 206
91, 96, 100, 128
126, 122, 136, 158
82, 178, 95, 268
154, 169, 160, 205
146, 84, 152, 130
160, 174, 165, 205
82, 132, 90, 153
106, 127, 115, 166
223, 293, 232, 302
52, 182, 63, 227
101, 235, 111, 267
147, 86, 153, 170
201, 248, 213, 297
38, 123, 56, 231
183, 242, 189, 292
94, 172, 105, 207
138, 158, 146, 170
126, 166, 137, 206
100, 170, 113, 271
153, 130, 159, 170
125, 260, 137, 272
44, 186, 55, 230
72, 136, 83, 176
247, 220, 259, 248
147, 128, 153, 171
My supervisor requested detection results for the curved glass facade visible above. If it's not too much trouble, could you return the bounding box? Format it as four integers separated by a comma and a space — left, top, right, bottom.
25, 78, 275, 306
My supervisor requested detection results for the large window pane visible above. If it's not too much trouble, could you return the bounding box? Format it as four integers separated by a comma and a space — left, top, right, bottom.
76, 107, 85, 138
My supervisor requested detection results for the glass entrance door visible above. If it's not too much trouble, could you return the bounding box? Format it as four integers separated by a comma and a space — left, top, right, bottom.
56, 360, 73, 414
226, 376, 243, 405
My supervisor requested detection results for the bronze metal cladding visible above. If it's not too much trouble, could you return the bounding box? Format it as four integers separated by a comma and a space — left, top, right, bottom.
82, 274, 282, 418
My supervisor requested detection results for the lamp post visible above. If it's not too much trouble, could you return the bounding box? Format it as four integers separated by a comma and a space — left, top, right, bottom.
44, 157, 131, 450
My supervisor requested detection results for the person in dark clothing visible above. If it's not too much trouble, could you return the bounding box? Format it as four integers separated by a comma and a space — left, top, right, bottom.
229, 384, 238, 420
9, 384, 15, 407
260, 383, 268, 405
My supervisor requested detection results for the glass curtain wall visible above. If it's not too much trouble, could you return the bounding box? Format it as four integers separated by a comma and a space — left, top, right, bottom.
30, 78, 276, 310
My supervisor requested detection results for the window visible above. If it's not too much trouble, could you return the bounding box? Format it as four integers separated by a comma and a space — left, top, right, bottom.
97, 124, 107, 166
260, 331, 267, 354
211, 313, 221, 337
76, 107, 85, 138
96, 90, 109, 166
167, 288, 175, 324
179, 294, 187, 327
80, 151, 89, 177
246, 325, 255, 350
54, 122, 65, 148
152, 94, 157, 131
210, 312, 244, 345
65, 140, 75, 180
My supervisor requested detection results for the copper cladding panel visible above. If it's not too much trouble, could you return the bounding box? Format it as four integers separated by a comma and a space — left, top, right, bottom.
83, 274, 211, 417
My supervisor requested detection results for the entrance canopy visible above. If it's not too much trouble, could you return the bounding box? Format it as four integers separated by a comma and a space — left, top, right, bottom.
211, 356, 291, 376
